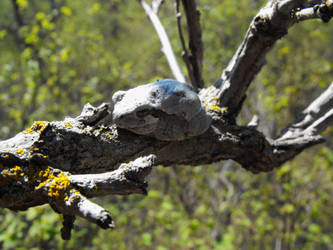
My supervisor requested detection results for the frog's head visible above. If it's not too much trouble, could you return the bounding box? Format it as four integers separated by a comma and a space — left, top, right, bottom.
112, 79, 211, 140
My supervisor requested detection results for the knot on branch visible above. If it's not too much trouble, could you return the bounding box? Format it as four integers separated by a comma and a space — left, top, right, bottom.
252, 13, 288, 39
316, 0, 333, 22
77, 103, 111, 126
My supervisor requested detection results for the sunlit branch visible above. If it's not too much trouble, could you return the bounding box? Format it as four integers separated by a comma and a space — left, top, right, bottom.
139, 0, 186, 83
210, 0, 332, 121
279, 82, 333, 140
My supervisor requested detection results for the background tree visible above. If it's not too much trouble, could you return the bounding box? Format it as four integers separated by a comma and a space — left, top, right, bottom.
0, 0, 332, 249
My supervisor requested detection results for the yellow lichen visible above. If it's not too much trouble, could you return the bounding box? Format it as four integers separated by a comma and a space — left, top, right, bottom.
1, 169, 10, 176
1, 165, 25, 182
0, 159, 82, 204
204, 100, 228, 115
47, 172, 70, 198
16, 147, 25, 156
208, 104, 222, 113
65, 122, 73, 128
24, 121, 48, 134
221, 107, 228, 113
70, 189, 82, 200
105, 133, 111, 139
35, 166, 72, 201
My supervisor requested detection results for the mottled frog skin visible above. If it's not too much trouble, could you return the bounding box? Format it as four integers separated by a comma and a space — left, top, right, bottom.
112, 79, 211, 141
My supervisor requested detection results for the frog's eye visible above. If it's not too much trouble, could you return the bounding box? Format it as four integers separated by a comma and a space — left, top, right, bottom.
112, 91, 125, 103
151, 89, 160, 98
173, 91, 185, 98
136, 110, 150, 118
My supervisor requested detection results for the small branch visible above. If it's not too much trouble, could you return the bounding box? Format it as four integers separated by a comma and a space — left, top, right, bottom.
69, 155, 156, 197
152, 0, 164, 14
181, 0, 204, 89
76, 103, 110, 126
279, 82, 333, 139
295, 0, 333, 22
139, 0, 186, 83
272, 82, 333, 161
11, 0, 24, 27
248, 115, 260, 128
305, 108, 333, 135
299, 82, 333, 128
295, 6, 322, 21
175, 0, 195, 86
61, 215, 75, 240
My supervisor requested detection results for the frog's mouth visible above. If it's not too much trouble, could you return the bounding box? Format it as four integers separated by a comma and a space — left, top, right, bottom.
115, 109, 160, 134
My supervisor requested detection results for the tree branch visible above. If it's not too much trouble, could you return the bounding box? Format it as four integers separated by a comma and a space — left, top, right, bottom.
279, 82, 333, 140
152, 0, 164, 14
11, 0, 24, 27
295, 0, 333, 22
138, 0, 186, 83
205, 0, 332, 121
175, 0, 195, 86
0, 74, 331, 237
180, 0, 204, 89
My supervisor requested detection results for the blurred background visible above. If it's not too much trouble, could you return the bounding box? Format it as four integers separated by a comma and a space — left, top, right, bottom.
0, 0, 333, 249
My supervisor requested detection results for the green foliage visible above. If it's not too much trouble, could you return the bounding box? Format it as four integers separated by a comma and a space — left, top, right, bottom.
0, 0, 333, 249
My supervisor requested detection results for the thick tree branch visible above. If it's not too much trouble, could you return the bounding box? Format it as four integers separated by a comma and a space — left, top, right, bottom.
138, 0, 186, 83
0, 141, 155, 239
0, 75, 331, 237
205, 0, 332, 121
